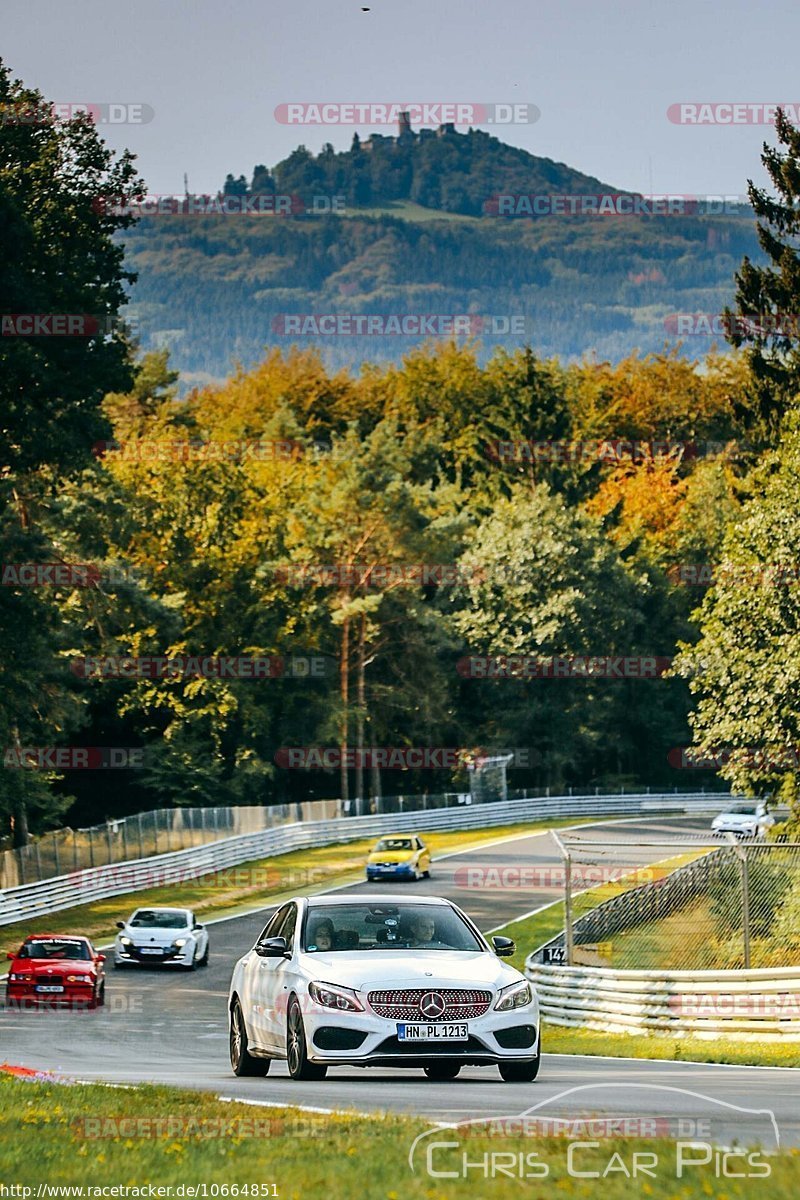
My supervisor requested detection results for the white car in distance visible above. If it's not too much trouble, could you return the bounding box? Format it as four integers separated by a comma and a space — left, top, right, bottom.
711, 801, 774, 839
228, 894, 540, 1082
114, 906, 209, 969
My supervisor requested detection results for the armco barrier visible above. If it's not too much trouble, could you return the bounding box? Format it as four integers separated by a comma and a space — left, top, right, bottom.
0, 792, 729, 927
525, 961, 800, 1041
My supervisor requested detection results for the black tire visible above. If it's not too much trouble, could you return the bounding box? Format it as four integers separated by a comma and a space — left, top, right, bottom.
498, 1049, 541, 1083
424, 1062, 461, 1080
287, 998, 327, 1080
230, 999, 270, 1077
197, 942, 209, 967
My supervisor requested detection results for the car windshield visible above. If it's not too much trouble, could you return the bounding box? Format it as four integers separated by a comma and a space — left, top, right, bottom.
303, 903, 483, 952
375, 838, 413, 851
729, 805, 758, 815
19, 939, 91, 960
129, 910, 189, 928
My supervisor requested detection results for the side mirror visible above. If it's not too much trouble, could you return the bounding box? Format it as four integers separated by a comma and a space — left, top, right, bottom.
96, 954, 106, 963
194, 923, 204, 931
256, 936, 289, 958
6, 950, 15, 960
115, 921, 125, 930
492, 935, 516, 958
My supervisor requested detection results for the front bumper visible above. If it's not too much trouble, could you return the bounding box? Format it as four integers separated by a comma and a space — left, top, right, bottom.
114, 942, 194, 966
366, 863, 416, 880
302, 1002, 540, 1065
6, 984, 96, 1008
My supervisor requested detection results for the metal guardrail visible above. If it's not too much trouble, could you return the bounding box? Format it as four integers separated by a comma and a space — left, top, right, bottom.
525, 961, 800, 1040
0, 792, 729, 927
0, 785, 730, 889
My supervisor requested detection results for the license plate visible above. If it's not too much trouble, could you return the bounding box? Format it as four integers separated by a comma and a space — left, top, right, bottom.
140, 948, 163, 955
35, 985, 64, 993
397, 1023, 468, 1041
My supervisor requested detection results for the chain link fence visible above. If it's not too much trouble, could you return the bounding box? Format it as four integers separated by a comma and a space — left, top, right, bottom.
534, 826, 800, 970
0, 784, 731, 890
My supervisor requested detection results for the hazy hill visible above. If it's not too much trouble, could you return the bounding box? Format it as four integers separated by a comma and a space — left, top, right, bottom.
121, 124, 762, 387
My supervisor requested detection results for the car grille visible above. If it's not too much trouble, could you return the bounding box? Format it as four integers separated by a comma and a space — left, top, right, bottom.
34, 975, 63, 985
368, 988, 492, 1021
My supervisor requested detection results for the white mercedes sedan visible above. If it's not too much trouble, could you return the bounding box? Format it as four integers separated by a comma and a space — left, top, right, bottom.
227, 894, 540, 1081
113, 906, 209, 969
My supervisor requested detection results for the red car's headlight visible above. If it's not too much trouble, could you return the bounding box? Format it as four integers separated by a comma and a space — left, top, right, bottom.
8, 973, 34, 983
65, 974, 94, 984
308, 981, 364, 1012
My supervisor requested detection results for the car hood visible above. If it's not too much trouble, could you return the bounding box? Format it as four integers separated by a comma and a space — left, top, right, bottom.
367, 850, 414, 864
120, 926, 190, 944
13, 958, 96, 974
300, 950, 520, 992
714, 812, 757, 824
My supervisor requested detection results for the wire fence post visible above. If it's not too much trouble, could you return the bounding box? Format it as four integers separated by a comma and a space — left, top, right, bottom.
53, 832, 60, 877
726, 832, 751, 969
106, 822, 113, 864
138, 812, 144, 859
552, 830, 574, 965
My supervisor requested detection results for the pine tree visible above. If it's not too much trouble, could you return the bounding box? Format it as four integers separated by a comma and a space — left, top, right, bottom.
727, 110, 800, 436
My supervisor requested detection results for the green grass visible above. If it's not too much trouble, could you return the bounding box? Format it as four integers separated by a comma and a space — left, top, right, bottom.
0, 819, 579, 952
491, 849, 711, 972
1, 1075, 797, 1197
544, 1022, 800, 1068
344, 199, 478, 223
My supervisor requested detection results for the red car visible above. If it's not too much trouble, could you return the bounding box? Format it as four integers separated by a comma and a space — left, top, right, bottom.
5, 934, 106, 1009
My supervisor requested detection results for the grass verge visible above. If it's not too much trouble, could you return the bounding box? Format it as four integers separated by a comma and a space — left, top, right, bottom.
1, 1074, 796, 1197
542, 1023, 800, 1068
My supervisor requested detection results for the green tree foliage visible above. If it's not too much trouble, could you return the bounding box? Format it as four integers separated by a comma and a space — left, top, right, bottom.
0, 59, 142, 843
673, 408, 800, 808
727, 110, 800, 438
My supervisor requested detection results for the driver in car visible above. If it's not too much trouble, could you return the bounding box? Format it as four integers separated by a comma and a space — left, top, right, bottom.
309, 919, 334, 951
407, 913, 440, 946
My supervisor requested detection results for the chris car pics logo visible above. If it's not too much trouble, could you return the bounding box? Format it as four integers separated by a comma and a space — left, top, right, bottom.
408, 1085, 779, 1181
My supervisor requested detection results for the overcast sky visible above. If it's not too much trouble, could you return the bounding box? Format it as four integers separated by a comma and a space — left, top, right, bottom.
4, 0, 799, 197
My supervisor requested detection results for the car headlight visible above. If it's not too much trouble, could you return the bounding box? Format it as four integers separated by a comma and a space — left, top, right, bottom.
308, 981, 364, 1012
495, 980, 533, 1012
66, 974, 93, 984
173, 939, 188, 949
9, 973, 34, 982
119, 936, 133, 947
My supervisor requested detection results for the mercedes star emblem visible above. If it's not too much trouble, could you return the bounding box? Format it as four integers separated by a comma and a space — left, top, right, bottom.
420, 991, 446, 1019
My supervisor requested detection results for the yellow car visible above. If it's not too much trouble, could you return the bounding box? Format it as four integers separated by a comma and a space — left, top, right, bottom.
365, 834, 431, 882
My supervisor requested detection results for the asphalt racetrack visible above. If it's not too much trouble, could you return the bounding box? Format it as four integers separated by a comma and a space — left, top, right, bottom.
2, 817, 798, 1148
